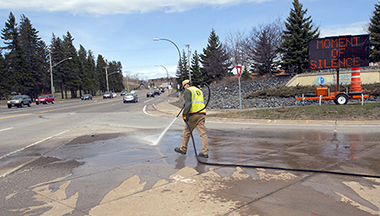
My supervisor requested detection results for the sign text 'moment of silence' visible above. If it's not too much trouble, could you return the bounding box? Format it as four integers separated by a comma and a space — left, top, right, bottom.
308, 35, 369, 70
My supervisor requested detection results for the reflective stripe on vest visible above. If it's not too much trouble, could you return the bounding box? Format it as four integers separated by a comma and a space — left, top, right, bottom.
187, 86, 206, 114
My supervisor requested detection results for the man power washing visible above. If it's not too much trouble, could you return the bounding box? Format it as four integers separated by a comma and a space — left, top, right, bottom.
174, 80, 209, 158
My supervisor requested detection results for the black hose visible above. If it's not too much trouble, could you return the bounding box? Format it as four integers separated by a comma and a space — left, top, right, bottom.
184, 82, 380, 179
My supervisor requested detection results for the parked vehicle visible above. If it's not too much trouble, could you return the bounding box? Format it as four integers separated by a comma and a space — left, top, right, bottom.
154, 90, 161, 95
147, 92, 154, 97
35, 94, 54, 105
103, 92, 113, 99
7, 95, 32, 108
81, 94, 93, 100
123, 93, 138, 103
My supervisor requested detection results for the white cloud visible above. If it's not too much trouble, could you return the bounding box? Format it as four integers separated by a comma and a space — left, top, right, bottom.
0, 0, 271, 15
320, 21, 369, 37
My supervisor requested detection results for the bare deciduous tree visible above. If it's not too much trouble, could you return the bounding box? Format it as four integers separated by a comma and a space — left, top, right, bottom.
224, 18, 283, 77
225, 30, 249, 67
244, 18, 283, 77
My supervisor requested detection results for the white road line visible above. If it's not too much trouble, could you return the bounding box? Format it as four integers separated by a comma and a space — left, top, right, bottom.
0, 127, 13, 132
0, 130, 70, 160
143, 105, 157, 117
144, 98, 155, 103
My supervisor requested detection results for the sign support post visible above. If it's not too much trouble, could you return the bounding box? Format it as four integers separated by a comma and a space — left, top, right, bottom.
236, 65, 242, 112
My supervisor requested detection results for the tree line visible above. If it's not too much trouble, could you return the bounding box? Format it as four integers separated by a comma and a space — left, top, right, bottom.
0, 12, 124, 100
2, 0, 380, 98
177, 0, 380, 87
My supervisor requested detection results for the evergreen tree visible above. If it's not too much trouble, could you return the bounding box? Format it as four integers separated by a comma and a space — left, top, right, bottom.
369, 2, 380, 62
181, 49, 189, 80
62, 31, 79, 98
190, 50, 207, 86
1, 12, 31, 95
86, 50, 98, 95
107, 61, 123, 92
175, 49, 189, 89
50, 33, 66, 98
241, 66, 251, 80
96, 54, 107, 92
279, 0, 319, 74
0, 52, 7, 98
175, 57, 183, 89
19, 14, 48, 99
201, 29, 231, 83
246, 20, 282, 77
77, 45, 87, 96
250, 29, 274, 76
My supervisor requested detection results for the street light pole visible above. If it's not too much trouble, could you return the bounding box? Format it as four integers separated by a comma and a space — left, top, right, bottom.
105, 69, 121, 93
155, 65, 169, 82
49, 49, 72, 96
153, 38, 182, 86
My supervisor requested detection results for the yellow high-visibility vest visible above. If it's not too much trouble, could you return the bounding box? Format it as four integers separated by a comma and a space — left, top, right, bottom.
187, 86, 206, 114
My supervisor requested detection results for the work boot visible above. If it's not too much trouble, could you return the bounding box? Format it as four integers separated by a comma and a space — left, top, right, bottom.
174, 147, 186, 155
198, 153, 209, 158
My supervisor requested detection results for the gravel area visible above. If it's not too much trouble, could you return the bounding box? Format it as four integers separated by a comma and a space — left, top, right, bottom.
171, 75, 380, 110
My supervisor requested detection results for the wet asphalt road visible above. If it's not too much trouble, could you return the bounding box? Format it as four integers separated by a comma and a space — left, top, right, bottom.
0, 91, 380, 216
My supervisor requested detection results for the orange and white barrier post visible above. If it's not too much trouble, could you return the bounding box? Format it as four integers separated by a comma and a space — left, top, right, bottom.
350, 67, 362, 93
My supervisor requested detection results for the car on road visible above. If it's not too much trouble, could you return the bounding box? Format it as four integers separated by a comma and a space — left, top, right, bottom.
35, 94, 54, 105
81, 94, 92, 100
154, 90, 161, 95
7, 95, 32, 108
120, 90, 127, 96
112, 92, 117, 98
146, 92, 154, 97
123, 93, 138, 103
103, 92, 113, 99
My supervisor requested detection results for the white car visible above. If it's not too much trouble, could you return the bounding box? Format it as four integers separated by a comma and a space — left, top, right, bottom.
103, 92, 113, 99
7, 95, 32, 108
113, 92, 117, 98
123, 93, 138, 103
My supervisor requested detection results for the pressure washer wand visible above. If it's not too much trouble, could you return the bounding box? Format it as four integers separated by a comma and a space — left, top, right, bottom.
176, 105, 185, 118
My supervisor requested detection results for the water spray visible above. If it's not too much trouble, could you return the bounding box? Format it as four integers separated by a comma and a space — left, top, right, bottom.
152, 105, 185, 146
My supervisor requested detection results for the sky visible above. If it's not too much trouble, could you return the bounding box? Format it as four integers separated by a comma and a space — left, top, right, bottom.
0, 0, 377, 80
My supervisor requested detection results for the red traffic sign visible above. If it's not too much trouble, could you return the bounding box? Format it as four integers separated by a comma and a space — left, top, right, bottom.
236, 65, 242, 77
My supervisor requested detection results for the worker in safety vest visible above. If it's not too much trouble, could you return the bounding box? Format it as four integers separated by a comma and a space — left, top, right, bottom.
174, 80, 209, 158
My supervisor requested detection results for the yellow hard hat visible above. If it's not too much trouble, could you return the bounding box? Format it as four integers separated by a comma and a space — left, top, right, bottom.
182, 79, 190, 86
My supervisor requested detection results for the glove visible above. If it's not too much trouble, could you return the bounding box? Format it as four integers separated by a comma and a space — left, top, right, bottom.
183, 114, 188, 122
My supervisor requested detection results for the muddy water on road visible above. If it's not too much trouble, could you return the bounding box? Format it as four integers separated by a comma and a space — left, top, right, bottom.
3, 126, 380, 216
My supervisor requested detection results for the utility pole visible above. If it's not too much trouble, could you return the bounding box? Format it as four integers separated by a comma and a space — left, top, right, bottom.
186, 44, 191, 82
49, 49, 54, 96
104, 66, 109, 92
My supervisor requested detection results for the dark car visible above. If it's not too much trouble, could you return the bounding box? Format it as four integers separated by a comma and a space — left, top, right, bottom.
35, 94, 54, 105
160, 87, 165, 93
154, 90, 161, 95
81, 94, 92, 100
120, 90, 127, 96
7, 95, 32, 108
123, 93, 138, 103
146, 92, 154, 97
103, 92, 113, 99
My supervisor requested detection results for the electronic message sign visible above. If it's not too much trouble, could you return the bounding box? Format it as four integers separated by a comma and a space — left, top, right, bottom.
308, 34, 369, 70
